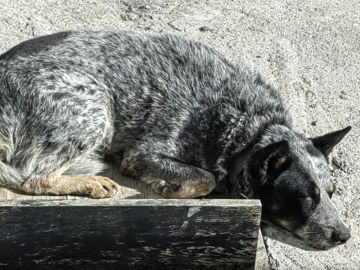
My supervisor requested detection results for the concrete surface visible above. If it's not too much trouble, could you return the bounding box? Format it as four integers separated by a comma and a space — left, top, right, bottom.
0, 0, 359, 269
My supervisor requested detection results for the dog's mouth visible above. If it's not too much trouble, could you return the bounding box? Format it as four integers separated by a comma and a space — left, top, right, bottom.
260, 220, 330, 251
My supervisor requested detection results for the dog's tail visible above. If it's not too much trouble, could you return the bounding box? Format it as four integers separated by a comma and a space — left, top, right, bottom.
0, 160, 23, 190
0, 140, 24, 189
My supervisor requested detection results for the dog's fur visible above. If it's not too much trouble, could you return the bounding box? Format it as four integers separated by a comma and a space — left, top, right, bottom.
0, 31, 351, 250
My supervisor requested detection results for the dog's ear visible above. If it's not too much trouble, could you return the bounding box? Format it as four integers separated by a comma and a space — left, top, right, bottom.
248, 140, 292, 186
311, 126, 351, 156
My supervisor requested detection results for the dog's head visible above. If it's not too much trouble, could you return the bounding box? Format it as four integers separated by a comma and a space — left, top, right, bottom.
226, 125, 351, 250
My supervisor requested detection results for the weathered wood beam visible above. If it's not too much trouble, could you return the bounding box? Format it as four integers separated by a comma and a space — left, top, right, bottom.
0, 199, 261, 270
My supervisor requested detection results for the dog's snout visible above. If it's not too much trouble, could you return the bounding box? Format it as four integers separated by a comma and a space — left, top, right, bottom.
331, 227, 351, 244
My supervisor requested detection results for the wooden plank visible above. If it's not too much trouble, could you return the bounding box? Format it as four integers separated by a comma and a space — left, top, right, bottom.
0, 199, 261, 270
0, 164, 266, 269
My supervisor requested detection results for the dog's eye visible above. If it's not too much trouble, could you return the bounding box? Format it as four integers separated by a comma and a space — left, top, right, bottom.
299, 196, 316, 212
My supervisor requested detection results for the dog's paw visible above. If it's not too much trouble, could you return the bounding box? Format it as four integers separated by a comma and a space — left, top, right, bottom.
151, 178, 215, 199
85, 176, 120, 199
151, 179, 180, 198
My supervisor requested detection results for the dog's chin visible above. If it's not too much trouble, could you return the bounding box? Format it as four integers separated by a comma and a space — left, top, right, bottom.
261, 221, 333, 251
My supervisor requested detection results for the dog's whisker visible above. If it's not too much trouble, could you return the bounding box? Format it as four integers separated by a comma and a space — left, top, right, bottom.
240, 193, 249, 199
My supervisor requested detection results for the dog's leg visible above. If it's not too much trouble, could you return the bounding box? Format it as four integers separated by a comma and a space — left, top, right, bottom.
120, 152, 216, 198
22, 175, 119, 198
0, 81, 119, 198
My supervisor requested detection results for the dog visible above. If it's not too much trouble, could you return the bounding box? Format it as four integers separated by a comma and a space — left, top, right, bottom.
0, 31, 351, 250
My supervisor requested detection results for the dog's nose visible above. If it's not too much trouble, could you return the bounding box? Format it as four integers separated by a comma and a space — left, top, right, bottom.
331, 228, 351, 244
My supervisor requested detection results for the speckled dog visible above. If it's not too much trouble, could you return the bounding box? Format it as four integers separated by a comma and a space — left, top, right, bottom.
0, 31, 351, 249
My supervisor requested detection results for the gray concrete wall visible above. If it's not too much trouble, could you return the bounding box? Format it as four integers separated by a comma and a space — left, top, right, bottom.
0, 1, 359, 269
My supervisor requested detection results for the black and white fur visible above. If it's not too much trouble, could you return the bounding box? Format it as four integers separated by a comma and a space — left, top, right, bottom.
0, 31, 351, 250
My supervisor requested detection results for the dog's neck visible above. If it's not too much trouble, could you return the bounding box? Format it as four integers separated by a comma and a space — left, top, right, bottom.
213, 123, 293, 198
221, 144, 255, 197
212, 119, 274, 181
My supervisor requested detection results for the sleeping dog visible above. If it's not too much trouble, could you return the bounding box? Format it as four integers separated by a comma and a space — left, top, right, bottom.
0, 31, 351, 250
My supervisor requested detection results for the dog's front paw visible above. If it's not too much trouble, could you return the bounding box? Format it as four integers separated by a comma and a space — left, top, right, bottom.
151, 178, 215, 198
151, 179, 180, 198
84, 176, 120, 198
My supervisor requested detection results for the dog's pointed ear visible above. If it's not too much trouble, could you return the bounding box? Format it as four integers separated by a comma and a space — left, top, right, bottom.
248, 140, 292, 186
311, 126, 351, 156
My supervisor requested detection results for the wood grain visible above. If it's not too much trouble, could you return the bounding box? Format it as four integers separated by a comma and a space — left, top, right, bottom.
0, 199, 261, 270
